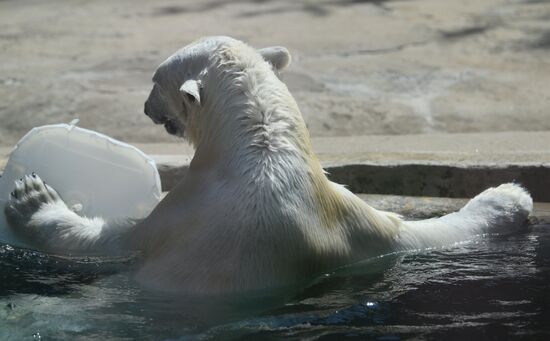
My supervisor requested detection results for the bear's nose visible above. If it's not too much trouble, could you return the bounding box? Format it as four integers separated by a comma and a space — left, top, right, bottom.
144, 101, 166, 124
144, 101, 152, 117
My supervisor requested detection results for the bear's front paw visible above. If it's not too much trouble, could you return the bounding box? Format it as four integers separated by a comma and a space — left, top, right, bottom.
4, 173, 66, 230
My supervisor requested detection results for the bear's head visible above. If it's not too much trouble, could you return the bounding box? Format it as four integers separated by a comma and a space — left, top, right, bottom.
144, 36, 291, 144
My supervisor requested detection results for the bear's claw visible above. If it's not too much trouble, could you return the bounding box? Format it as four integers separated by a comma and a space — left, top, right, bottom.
4, 173, 65, 229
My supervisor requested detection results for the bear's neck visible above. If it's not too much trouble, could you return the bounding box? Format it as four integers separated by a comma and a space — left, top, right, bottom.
190, 64, 321, 179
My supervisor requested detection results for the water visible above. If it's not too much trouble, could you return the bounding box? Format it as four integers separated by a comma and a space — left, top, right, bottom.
1, 224, 549, 340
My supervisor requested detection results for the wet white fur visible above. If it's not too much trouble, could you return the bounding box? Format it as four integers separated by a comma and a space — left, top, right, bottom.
5, 37, 533, 295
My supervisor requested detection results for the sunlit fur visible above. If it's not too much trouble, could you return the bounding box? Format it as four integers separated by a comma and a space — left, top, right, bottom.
5, 37, 533, 295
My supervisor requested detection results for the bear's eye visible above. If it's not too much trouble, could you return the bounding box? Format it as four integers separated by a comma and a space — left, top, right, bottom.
185, 93, 196, 104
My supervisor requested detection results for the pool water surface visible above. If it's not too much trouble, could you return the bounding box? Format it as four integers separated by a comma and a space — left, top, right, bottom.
1, 224, 549, 340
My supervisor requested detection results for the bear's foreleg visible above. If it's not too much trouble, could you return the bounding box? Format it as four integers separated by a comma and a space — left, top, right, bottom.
4, 174, 136, 254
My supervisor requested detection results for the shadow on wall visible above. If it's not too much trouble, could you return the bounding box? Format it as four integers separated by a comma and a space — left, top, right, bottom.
152, 0, 400, 18
439, 26, 492, 40
530, 30, 550, 49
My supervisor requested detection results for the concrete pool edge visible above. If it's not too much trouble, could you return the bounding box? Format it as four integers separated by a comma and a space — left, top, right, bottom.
139, 131, 550, 201
1, 131, 550, 201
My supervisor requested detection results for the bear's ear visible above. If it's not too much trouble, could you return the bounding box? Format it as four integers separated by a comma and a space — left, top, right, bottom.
179, 79, 201, 105
258, 46, 291, 71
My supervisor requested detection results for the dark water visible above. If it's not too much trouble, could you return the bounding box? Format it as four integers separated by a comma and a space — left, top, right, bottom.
1, 224, 549, 340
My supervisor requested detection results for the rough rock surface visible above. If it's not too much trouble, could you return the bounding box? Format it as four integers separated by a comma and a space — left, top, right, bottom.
1, 0, 550, 145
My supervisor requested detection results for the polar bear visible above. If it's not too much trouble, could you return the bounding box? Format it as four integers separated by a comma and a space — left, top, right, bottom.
4, 36, 532, 295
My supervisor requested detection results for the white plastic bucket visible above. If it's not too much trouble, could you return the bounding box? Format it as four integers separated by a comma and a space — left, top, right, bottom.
0, 123, 162, 248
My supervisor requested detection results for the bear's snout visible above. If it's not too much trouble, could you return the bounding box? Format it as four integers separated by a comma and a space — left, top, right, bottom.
144, 100, 167, 125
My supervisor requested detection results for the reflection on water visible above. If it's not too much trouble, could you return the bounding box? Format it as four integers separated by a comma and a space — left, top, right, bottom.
1, 224, 550, 340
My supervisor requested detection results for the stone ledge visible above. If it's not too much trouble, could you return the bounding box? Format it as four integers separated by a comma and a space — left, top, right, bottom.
2, 132, 550, 201
146, 159, 550, 201
138, 132, 550, 201
327, 163, 550, 202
